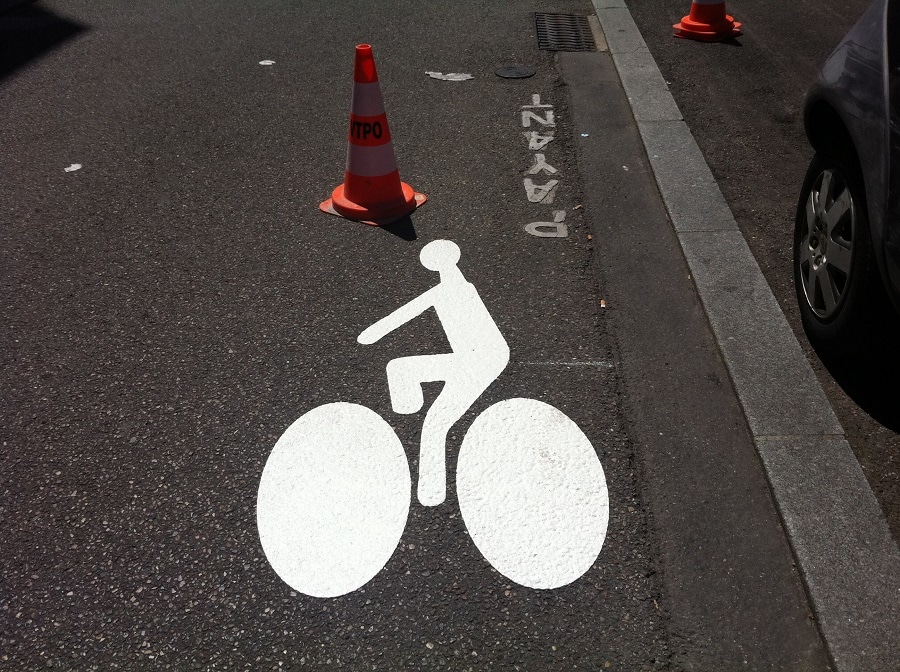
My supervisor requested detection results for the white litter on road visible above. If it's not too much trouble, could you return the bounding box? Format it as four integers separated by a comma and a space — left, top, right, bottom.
425, 71, 473, 81
259, 60, 275, 66
64, 164, 82, 172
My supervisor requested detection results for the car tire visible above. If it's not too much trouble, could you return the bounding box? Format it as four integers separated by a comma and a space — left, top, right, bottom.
793, 148, 882, 354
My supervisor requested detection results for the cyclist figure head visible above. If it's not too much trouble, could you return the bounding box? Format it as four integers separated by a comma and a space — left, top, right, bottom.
420, 240, 462, 276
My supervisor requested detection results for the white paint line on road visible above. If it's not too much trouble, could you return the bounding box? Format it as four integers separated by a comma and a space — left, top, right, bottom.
517, 360, 614, 368
425, 71, 474, 81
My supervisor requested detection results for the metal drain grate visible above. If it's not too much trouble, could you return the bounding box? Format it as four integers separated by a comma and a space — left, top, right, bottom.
534, 13, 596, 52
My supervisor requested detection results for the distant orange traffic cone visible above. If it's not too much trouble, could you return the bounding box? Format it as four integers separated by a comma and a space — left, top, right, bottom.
674, 0, 741, 42
320, 44, 426, 226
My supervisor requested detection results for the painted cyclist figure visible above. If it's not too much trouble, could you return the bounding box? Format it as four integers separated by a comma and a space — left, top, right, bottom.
258, 238, 608, 597
358, 240, 510, 506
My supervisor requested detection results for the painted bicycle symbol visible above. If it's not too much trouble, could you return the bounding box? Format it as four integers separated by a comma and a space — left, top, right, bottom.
257, 240, 609, 598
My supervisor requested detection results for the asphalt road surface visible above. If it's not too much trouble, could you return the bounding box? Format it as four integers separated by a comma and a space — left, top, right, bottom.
0, 0, 867, 669
628, 0, 900, 542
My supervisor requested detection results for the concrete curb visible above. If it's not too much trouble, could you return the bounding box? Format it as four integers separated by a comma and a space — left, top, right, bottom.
590, 1, 900, 669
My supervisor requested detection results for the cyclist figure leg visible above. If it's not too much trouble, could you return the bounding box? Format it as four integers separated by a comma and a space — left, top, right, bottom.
386, 354, 455, 414
384, 352, 502, 506
416, 354, 505, 506
417, 381, 480, 506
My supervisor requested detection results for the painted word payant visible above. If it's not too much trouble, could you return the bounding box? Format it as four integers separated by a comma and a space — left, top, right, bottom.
257, 240, 609, 598
521, 94, 567, 238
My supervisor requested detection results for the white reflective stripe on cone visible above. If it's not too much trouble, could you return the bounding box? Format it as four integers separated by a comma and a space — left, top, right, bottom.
347, 142, 399, 177
690, 0, 727, 4
350, 82, 387, 117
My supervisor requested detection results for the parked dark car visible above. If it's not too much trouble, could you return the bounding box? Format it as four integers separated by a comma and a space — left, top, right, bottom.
794, 0, 900, 351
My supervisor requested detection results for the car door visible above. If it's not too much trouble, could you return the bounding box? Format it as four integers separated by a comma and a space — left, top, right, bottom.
882, 0, 900, 301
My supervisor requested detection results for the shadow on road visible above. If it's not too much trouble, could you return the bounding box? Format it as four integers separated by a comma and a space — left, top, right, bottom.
378, 216, 417, 241
818, 311, 900, 432
0, 0, 87, 82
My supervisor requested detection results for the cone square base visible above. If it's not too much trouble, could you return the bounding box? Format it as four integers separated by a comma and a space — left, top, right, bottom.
320, 187, 427, 227
674, 16, 741, 41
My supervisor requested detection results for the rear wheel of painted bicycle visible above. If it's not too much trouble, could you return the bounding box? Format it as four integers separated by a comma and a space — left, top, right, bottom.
257, 402, 411, 598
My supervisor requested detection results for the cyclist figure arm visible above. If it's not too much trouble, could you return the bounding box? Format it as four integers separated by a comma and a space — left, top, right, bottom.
358, 286, 441, 345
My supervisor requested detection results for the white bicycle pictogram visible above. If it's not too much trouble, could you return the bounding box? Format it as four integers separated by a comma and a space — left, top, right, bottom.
257, 240, 609, 598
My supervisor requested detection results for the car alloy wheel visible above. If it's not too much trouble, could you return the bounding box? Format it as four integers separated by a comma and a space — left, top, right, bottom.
797, 167, 856, 319
793, 148, 883, 353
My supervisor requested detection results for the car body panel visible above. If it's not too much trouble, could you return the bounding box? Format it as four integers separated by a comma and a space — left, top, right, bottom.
803, 0, 900, 306
883, 0, 900, 294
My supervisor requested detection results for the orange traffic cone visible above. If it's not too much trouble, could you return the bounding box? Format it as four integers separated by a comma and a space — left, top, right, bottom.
674, 0, 741, 42
320, 44, 426, 226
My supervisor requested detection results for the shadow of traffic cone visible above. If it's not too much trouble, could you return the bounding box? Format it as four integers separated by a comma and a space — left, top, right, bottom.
674, 0, 741, 42
320, 44, 426, 226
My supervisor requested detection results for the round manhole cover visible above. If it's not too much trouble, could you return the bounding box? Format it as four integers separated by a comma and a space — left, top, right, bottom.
495, 65, 536, 79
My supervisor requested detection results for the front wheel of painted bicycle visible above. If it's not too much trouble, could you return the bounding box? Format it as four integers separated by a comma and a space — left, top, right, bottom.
456, 398, 609, 589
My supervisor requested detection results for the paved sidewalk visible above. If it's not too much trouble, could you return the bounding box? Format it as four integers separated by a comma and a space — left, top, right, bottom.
588, 1, 900, 669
